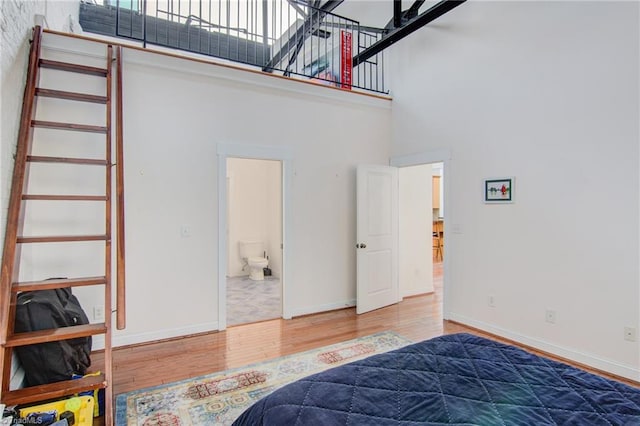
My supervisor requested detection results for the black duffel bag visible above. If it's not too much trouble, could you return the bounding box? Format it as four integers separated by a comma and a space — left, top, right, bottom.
14, 287, 92, 386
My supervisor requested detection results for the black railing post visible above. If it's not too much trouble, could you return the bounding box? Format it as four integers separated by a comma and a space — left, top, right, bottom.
356, 22, 361, 89
380, 32, 385, 93
115, 0, 120, 37
262, 0, 269, 57
393, 0, 402, 28
143, 0, 147, 48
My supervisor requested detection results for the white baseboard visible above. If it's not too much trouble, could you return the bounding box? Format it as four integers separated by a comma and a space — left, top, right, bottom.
91, 321, 219, 350
91, 299, 355, 351
93, 299, 355, 351
290, 299, 356, 318
449, 312, 640, 382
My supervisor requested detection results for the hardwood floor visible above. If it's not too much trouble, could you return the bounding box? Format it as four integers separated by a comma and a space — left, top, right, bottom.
92, 260, 637, 416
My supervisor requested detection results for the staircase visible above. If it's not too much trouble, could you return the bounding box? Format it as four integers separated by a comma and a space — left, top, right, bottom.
0, 26, 124, 425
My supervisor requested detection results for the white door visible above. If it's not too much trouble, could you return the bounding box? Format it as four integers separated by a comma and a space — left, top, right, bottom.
356, 165, 399, 314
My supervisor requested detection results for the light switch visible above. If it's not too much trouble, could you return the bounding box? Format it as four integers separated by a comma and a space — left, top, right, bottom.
180, 225, 191, 238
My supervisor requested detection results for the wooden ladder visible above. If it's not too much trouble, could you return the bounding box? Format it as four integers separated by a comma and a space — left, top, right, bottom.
0, 27, 123, 425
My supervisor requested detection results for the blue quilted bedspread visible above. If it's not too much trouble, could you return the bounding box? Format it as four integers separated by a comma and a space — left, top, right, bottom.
233, 333, 640, 425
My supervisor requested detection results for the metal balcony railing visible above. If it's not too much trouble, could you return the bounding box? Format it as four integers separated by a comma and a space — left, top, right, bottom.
80, 0, 387, 94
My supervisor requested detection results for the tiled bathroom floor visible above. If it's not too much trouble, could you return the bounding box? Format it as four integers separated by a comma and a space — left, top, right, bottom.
226, 275, 282, 326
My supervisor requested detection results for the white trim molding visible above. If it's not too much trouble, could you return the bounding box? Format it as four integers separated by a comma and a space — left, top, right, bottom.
93, 321, 219, 349
449, 313, 640, 382
290, 299, 357, 319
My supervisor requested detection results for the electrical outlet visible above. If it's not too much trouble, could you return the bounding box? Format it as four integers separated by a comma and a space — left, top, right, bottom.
545, 310, 556, 324
488, 295, 495, 308
624, 327, 637, 342
93, 305, 105, 322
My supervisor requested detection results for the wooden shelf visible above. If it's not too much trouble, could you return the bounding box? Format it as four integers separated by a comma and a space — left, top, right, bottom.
17, 235, 109, 243
22, 194, 108, 201
39, 59, 108, 77
27, 155, 108, 166
1, 373, 106, 406
31, 120, 107, 133
5, 323, 107, 347
12, 276, 107, 292
35, 88, 108, 104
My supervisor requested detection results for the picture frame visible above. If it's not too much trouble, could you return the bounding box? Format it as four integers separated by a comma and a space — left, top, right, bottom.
484, 178, 514, 203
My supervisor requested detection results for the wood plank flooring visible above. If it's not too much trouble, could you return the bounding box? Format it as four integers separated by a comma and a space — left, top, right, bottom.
92, 260, 637, 417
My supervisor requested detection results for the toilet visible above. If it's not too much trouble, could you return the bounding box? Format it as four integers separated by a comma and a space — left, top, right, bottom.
239, 240, 269, 281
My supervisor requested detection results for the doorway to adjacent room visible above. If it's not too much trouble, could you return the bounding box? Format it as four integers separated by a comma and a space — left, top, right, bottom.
392, 151, 449, 318
356, 151, 449, 317
217, 142, 293, 330
225, 157, 282, 326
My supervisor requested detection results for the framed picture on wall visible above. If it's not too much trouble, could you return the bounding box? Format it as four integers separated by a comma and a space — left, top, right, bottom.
484, 178, 514, 203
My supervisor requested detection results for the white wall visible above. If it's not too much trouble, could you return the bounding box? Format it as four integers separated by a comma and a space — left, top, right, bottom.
227, 158, 282, 278
8, 1, 637, 384
389, 1, 639, 380
399, 164, 433, 297
119, 48, 389, 342
26, 32, 391, 346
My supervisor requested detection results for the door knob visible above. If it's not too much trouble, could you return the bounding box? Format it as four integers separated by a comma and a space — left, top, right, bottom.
356, 243, 367, 249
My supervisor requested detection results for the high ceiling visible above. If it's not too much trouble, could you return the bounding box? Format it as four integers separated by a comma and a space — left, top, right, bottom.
334, 0, 442, 28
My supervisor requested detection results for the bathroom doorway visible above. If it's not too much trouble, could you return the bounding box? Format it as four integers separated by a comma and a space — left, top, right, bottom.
225, 157, 282, 326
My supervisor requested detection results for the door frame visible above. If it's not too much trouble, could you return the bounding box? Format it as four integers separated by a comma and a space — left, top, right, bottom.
217, 142, 294, 330
390, 149, 451, 319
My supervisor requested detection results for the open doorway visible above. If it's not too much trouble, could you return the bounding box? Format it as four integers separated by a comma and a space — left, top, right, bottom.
217, 142, 293, 330
226, 158, 282, 326
397, 163, 444, 310
392, 150, 450, 319
431, 162, 444, 304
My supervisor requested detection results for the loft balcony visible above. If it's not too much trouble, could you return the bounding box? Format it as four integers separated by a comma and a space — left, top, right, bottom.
79, 0, 387, 94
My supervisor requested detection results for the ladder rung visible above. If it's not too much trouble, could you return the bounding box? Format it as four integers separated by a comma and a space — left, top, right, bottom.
5, 323, 107, 347
36, 88, 108, 104
32, 120, 107, 133
22, 194, 108, 201
17, 235, 109, 243
12, 276, 107, 292
39, 59, 108, 77
27, 155, 108, 166
0, 373, 106, 406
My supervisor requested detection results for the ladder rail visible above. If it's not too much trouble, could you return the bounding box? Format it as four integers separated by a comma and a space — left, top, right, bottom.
116, 46, 127, 331
1, 28, 120, 424
0, 25, 43, 397
104, 44, 114, 426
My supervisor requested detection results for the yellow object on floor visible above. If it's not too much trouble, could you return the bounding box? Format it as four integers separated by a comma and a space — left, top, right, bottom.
75, 371, 104, 417
19, 395, 94, 425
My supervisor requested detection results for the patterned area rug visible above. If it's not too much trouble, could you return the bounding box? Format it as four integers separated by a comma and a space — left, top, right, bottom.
115, 331, 412, 425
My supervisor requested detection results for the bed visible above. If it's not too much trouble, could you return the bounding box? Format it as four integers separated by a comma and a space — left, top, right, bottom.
232, 333, 640, 425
